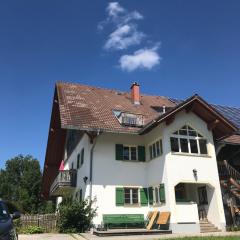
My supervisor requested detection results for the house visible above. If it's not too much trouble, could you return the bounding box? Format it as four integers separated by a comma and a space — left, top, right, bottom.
41, 81, 240, 234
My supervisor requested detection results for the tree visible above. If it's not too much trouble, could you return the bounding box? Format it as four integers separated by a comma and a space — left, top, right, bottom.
0, 155, 42, 213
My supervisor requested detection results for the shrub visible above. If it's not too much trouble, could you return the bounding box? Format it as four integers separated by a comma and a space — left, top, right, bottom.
20, 225, 44, 234
58, 199, 97, 233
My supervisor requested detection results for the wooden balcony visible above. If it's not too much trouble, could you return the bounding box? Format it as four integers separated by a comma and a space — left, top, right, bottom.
50, 170, 77, 196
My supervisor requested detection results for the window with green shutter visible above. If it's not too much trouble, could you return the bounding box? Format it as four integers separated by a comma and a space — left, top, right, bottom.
138, 146, 146, 162
116, 144, 123, 160
116, 188, 124, 206
159, 184, 166, 203
140, 188, 148, 206
148, 187, 153, 205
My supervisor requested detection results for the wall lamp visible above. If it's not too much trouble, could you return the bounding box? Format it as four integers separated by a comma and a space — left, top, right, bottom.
83, 176, 88, 184
193, 169, 198, 180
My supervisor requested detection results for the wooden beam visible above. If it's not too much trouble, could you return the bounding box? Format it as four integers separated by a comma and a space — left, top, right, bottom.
86, 131, 97, 144
185, 102, 196, 113
208, 119, 220, 131
166, 116, 175, 126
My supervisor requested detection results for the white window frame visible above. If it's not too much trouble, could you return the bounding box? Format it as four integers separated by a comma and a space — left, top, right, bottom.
123, 145, 138, 161
153, 186, 161, 205
170, 125, 208, 156
124, 187, 139, 205
149, 139, 163, 160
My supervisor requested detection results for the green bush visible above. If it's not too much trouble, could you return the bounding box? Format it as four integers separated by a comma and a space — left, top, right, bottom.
58, 199, 97, 233
20, 225, 44, 234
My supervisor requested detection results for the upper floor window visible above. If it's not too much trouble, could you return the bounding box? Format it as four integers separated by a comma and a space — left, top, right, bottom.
77, 148, 84, 169
115, 144, 146, 162
123, 146, 137, 161
149, 139, 163, 160
170, 125, 208, 155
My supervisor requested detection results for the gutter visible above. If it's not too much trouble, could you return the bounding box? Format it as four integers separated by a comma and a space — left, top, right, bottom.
89, 129, 102, 201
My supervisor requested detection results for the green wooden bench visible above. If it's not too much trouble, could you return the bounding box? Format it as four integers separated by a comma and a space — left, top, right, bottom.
103, 214, 145, 229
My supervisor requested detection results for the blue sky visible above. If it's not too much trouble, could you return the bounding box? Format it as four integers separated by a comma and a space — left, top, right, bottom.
0, 0, 240, 170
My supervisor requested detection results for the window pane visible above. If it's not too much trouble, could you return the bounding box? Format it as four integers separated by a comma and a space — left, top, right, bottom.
190, 139, 198, 153
155, 187, 159, 203
188, 130, 197, 137
149, 145, 153, 159
179, 129, 187, 135
173, 131, 178, 135
153, 143, 156, 158
131, 147, 137, 160
199, 139, 208, 154
160, 140, 163, 154
180, 138, 189, 153
123, 146, 129, 160
124, 189, 131, 204
170, 137, 179, 152
132, 189, 139, 204
156, 141, 160, 156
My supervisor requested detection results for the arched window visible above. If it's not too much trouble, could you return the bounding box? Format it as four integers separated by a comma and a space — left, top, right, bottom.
170, 125, 208, 155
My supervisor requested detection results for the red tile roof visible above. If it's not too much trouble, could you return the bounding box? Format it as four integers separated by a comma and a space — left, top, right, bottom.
56, 82, 176, 133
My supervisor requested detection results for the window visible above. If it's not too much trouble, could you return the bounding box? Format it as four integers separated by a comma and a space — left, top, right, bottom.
175, 183, 187, 202
149, 139, 163, 160
170, 125, 208, 155
79, 189, 83, 202
81, 148, 84, 165
77, 154, 80, 169
71, 162, 74, 169
151, 184, 165, 205
124, 188, 139, 205
154, 186, 160, 204
123, 146, 137, 161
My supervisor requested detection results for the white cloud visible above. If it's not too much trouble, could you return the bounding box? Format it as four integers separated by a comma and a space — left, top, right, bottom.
104, 24, 145, 50
107, 2, 125, 19
119, 47, 161, 72
99, 2, 144, 50
99, 2, 162, 72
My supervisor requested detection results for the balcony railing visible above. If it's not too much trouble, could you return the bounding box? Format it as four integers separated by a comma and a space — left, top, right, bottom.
50, 170, 77, 196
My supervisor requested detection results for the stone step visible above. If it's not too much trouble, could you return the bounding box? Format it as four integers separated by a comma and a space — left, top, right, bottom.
200, 220, 221, 233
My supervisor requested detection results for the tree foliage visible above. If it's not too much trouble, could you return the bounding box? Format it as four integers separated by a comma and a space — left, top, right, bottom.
58, 199, 97, 233
0, 155, 53, 214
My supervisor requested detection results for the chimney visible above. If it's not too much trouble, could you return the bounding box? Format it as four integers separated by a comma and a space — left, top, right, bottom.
131, 82, 140, 105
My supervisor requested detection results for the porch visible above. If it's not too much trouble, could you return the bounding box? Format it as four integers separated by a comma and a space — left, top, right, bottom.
50, 170, 77, 196
173, 182, 221, 233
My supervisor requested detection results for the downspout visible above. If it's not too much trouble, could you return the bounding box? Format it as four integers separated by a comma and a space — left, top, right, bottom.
89, 129, 101, 201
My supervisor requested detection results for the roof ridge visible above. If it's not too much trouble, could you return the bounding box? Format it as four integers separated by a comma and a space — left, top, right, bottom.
169, 97, 240, 110
56, 80, 172, 100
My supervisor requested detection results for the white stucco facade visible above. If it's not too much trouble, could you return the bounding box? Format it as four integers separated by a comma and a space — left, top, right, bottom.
60, 110, 225, 233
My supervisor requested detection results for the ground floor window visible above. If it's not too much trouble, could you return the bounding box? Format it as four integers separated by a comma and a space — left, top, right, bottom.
175, 183, 187, 202
124, 188, 139, 205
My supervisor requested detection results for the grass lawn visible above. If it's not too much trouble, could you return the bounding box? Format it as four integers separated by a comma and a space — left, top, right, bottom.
162, 237, 240, 240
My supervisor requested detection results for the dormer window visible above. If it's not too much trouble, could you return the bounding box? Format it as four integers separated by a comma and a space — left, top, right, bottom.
170, 125, 208, 155
113, 110, 144, 127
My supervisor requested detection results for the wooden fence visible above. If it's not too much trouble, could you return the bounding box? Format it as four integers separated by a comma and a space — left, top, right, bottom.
20, 213, 58, 232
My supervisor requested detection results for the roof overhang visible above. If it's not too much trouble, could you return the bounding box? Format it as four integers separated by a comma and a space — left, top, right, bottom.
139, 94, 238, 140
41, 88, 67, 199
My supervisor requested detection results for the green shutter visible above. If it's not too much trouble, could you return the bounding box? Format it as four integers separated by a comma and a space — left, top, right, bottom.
116, 144, 123, 160
138, 146, 146, 162
148, 187, 153, 205
140, 188, 148, 206
159, 184, 166, 203
116, 187, 124, 206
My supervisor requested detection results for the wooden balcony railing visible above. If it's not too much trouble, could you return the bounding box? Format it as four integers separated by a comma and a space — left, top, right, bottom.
50, 170, 77, 196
